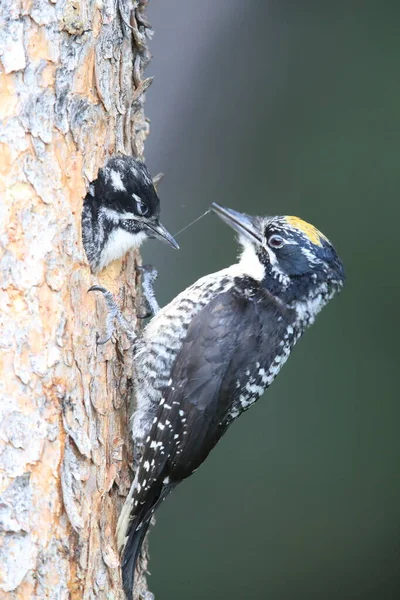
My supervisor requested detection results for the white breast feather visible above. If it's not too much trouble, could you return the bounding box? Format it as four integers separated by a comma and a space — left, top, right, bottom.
98, 230, 147, 271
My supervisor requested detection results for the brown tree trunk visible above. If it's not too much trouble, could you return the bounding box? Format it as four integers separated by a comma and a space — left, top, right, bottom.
0, 1, 152, 598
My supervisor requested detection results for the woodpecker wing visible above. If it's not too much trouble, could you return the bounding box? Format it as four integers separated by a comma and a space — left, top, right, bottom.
136, 286, 290, 494
162, 286, 290, 478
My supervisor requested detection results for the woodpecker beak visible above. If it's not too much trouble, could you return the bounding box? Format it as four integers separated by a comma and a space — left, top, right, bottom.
147, 221, 180, 250
211, 203, 262, 244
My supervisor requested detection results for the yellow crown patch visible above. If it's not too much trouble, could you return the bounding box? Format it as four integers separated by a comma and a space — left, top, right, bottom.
285, 216, 328, 247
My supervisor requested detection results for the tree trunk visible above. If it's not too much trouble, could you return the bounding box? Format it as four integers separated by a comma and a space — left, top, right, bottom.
0, 1, 152, 598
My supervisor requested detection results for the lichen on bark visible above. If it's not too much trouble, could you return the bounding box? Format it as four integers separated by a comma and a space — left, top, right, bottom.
0, 0, 152, 597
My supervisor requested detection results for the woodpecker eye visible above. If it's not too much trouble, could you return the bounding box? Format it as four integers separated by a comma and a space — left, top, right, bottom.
135, 198, 149, 216
268, 234, 284, 249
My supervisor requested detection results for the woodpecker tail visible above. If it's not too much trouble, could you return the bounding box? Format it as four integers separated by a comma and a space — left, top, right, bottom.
121, 516, 152, 598
119, 479, 175, 599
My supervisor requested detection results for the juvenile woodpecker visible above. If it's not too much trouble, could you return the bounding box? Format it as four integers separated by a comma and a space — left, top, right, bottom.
93, 204, 345, 598
81, 155, 178, 274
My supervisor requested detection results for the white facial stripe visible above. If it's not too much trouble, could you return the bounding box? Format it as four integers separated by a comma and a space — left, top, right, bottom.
102, 207, 138, 222
300, 245, 321, 265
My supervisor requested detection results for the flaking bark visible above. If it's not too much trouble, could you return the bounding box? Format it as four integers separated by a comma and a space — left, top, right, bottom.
0, 1, 152, 598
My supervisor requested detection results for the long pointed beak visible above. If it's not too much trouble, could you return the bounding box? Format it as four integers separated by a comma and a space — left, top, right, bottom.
210, 203, 262, 244
147, 221, 179, 250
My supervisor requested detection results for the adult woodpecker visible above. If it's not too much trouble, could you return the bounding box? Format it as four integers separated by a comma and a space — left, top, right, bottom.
92, 203, 345, 597
82, 155, 178, 274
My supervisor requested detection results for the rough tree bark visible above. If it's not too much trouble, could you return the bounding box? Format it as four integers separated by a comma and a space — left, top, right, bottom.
0, 1, 153, 598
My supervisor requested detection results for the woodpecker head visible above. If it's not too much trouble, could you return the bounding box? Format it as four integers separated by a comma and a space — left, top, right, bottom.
82, 156, 178, 273
211, 203, 345, 319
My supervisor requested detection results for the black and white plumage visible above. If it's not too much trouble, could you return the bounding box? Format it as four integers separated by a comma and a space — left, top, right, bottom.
115, 203, 345, 597
82, 156, 178, 274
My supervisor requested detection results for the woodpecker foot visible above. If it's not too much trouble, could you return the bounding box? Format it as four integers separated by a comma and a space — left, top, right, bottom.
88, 286, 137, 345
137, 265, 160, 317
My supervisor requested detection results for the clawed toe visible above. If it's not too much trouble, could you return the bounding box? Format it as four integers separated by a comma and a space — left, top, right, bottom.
88, 286, 137, 344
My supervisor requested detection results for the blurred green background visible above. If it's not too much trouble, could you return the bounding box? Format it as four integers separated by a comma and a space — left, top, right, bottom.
141, 2, 400, 599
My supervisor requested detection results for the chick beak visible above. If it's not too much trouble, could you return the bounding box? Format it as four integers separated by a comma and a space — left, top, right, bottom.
147, 221, 179, 250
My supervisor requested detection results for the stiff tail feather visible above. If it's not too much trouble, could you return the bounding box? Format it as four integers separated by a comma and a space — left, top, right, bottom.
120, 479, 175, 598
122, 517, 152, 599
